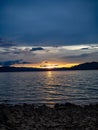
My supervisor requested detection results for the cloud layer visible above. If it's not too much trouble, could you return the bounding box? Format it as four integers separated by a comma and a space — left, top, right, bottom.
0, 44, 98, 66
0, 0, 98, 45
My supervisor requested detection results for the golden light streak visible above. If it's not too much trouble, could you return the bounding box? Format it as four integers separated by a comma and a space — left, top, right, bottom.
47, 71, 52, 77
11, 62, 79, 68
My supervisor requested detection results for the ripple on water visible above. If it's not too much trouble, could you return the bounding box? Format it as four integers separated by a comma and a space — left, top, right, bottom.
0, 71, 98, 105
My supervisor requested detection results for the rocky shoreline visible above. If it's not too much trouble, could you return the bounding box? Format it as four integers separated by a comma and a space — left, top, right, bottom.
0, 103, 98, 130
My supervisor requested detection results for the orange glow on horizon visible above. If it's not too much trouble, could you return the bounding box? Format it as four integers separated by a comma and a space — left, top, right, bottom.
11, 62, 79, 68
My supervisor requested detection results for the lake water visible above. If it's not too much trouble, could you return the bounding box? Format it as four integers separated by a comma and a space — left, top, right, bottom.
0, 71, 98, 106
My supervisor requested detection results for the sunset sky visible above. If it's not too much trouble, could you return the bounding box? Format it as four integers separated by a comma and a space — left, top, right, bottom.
0, 0, 98, 68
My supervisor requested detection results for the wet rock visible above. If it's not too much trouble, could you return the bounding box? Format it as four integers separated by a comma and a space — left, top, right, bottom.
0, 103, 98, 130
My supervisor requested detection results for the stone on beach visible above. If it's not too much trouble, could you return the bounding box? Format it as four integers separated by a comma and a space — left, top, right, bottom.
0, 103, 98, 130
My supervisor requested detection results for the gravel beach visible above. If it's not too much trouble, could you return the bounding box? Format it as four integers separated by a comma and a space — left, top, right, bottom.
0, 103, 98, 130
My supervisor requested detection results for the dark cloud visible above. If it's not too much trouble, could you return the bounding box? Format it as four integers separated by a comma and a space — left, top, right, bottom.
0, 38, 16, 47
0, 0, 98, 65
0, 59, 22, 66
0, 59, 31, 66
62, 52, 98, 63
30, 47, 44, 51
65, 53, 90, 59
0, 43, 14, 47
80, 48, 89, 50
0, 0, 98, 45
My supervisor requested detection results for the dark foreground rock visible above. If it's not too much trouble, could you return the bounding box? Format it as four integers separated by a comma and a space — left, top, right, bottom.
0, 103, 98, 130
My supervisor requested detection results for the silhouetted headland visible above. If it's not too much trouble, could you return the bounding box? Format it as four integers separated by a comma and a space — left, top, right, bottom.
0, 62, 98, 72
70, 61, 98, 70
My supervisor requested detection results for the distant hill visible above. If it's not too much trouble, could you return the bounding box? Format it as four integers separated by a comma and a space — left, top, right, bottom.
70, 62, 98, 70
0, 67, 47, 72
0, 62, 98, 72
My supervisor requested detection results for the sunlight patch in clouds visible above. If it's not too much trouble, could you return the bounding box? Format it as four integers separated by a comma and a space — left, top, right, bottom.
0, 44, 98, 67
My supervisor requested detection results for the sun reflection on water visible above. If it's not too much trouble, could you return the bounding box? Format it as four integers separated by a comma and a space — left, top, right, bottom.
47, 71, 52, 78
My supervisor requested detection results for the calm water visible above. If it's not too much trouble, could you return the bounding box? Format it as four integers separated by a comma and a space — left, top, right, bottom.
0, 71, 98, 106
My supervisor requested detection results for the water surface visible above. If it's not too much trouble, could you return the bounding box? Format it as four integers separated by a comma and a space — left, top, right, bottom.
0, 71, 98, 105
